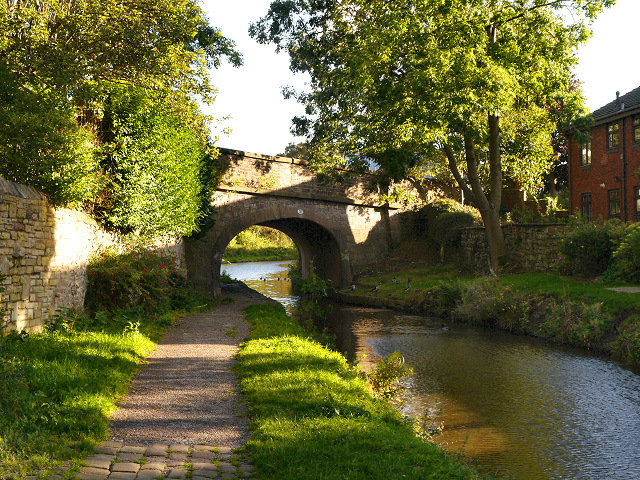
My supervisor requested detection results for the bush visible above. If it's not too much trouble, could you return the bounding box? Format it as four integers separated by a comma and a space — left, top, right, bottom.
608, 226, 640, 284
98, 85, 210, 237
85, 246, 187, 315
559, 223, 614, 277
559, 220, 639, 279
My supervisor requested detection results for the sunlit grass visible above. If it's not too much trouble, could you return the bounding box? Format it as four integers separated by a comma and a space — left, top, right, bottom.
236, 304, 486, 480
0, 301, 213, 479
499, 273, 640, 312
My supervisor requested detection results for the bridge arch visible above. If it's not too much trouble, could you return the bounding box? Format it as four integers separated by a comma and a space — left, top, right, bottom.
184, 149, 406, 298
213, 204, 348, 288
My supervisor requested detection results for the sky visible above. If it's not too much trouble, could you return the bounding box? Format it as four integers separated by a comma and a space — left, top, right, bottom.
201, 0, 640, 157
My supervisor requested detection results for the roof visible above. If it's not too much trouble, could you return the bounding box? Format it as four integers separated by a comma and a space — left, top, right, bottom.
591, 85, 640, 121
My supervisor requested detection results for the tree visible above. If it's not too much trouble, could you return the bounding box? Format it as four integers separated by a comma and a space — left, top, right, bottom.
0, 0, 241, 207
251, 0, 613, 270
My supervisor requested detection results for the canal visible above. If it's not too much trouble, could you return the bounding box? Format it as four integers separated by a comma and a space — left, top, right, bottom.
223, 260, 640, 479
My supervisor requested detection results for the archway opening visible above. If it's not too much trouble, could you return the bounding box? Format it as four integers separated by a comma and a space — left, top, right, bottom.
222, 225, 298, 264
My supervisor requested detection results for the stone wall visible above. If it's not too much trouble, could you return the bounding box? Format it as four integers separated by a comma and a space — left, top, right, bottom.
458, 223, 567, 273
0, 178, 184, 332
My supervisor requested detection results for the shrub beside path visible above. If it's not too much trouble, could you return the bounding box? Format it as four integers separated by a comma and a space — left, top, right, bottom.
60, 284, 276, 480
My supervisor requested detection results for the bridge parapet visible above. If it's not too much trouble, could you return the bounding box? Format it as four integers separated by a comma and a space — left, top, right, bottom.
216, 148, 388, 207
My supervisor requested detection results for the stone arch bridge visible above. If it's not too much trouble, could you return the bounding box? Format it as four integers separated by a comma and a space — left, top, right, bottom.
185, 148, 407, 297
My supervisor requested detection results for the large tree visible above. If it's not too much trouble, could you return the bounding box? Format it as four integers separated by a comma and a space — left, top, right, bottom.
0, 0, 241, 207
251, 0, 613, 270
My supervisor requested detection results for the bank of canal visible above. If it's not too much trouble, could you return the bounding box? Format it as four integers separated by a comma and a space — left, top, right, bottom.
224, 261, 640, 479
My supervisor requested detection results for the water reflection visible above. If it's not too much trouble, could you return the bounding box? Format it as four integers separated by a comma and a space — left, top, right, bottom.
324, 305, 640, 480
222, 260, 299, 313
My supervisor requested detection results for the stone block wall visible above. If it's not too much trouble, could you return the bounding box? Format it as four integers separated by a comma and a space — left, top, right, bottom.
0, 178, 184, 332
458, 223, 567, 273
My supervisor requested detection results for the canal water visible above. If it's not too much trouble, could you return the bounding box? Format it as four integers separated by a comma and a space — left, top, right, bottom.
223, 261, 640, 479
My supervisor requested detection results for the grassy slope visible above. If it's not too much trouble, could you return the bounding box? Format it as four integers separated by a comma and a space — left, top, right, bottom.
236, 304, 486, 480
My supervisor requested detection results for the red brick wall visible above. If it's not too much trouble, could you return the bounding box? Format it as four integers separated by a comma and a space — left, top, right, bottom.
569, 115, 640, 222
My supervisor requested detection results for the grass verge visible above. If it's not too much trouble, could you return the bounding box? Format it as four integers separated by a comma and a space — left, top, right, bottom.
236, 303, 486, 480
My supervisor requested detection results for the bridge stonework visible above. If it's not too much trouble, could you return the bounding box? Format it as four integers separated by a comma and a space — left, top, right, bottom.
185, 149, 404, 297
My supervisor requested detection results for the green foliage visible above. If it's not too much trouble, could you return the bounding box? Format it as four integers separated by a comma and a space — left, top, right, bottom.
251, 0, 612, 268
0, 0, 241, 213
607, 226, 640, 284
238, 304, 484, 480
85, 246, 188, 315
431, 211, 477, 250
612, 315, 640, 364
559, 222, 614, 277
559, 220, 637, 278
289, 261, 333, 319
365, 351, 413, 400
0, 70, 100, 206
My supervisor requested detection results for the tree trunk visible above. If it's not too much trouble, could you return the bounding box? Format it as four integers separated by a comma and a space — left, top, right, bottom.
442, 114, 509, 272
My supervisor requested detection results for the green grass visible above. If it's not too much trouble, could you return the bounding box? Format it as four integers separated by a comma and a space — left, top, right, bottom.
0, 328, 154, 478
236, 304, 486, 480
348, 263, 474, 299
499, 273, 640, 312
0, 301, 213, 479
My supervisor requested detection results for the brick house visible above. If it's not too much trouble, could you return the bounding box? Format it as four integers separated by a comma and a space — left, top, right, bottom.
568, 86, 640, 222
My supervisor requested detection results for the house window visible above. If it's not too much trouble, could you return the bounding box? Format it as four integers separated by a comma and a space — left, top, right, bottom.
634, 117, 640, 143
636, 186, 640, 214
608, 189, 621, 217
580, 141, 591, 166
581, 193, 592, 221
607, 122, 619, 149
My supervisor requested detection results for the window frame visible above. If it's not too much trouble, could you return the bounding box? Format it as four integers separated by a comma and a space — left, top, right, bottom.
580, 140, 591, 166
634, 116, 640, 143
581, 192, 592, 221
635, 186, 640, 214
608, 189, 621, 218
607, 122, 620, 149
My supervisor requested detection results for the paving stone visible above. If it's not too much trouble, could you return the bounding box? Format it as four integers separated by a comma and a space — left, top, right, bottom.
84, 457, 112, 470
145, 444, 168, 457
116, 453, 144, 462
94, 446, 119, 455
165, 460, 185, 468
191, 450, 215, 460
168, 452, 188, 461
218, 462, 235, 473
141, 462, 167, 471
135, 470, 164, 480
192, 463, 217, 471
169, 444, 190, 453
193, 445, 215, 452
239, 464, 254, 474
120, 445, 147, 454
192, 470, 219, 478
165, 468, 187, 479
144, 456, 168, 464
82, 467, 111, 476
76, 473, 109, 480
100, 441, 123, 449
220, 474, 235, 480
193, 476, 213, 480
111, 463, 140, 473
87, 454, 116, 462
108, 472, 137, 480
216, 447, 233, 456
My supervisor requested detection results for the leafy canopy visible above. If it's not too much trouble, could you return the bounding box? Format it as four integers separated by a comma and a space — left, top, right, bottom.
0, 0, 241, 213
251, 0, 610, 193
